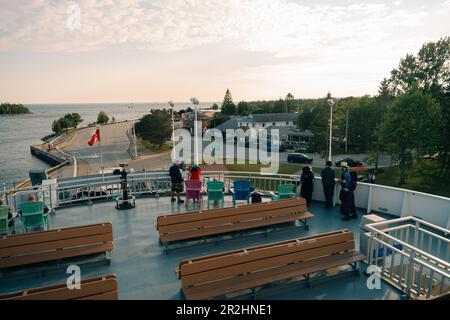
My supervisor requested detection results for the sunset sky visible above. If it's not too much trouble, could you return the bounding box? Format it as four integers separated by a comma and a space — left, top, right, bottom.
0, 0, 449, 104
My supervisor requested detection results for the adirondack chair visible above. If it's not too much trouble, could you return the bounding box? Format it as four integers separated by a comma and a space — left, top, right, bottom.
272, 184, 296, 201
185, 180, 203, 207
20, 201, 48, 232
207, 181, 224, 204
0, 205, 13, 235
232, 181, 251, 206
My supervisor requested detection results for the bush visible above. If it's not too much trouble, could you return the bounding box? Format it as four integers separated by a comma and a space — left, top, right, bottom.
97, 111, 109, 124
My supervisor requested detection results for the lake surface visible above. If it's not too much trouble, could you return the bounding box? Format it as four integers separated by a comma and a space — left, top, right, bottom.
0, 102, 212, 189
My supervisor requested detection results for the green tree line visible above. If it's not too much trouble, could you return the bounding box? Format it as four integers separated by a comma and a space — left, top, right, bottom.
52, 113, 84, 134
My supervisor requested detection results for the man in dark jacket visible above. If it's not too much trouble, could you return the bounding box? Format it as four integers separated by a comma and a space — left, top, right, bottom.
169, 161, 184, 203
320, 161, 335, 209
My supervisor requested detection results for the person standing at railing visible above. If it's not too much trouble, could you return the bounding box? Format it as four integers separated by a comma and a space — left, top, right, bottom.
339, 163, 357, 220
169, 161, 184, 204
300, 166, 314, 207
321, 160, 335, 209
187, 164, 201, 181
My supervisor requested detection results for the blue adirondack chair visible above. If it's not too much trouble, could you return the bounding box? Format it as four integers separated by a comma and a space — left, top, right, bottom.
272, 184, 296, 201
0, 205, 13, 235
20, 201, 48, 232
232, 181, 252, 206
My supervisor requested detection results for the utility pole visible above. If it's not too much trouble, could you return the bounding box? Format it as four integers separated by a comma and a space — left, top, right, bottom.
345, 109, 349, 153
169, 101, 175, 161
327, 98, 335, 162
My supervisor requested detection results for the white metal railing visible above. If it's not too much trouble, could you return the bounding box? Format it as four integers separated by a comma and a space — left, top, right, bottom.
3, 170, 450, 229
366, 216, 450, 299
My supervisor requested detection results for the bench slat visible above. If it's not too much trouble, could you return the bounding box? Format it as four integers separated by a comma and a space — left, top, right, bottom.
183, 251, 365, 300
0, 242, 113, 269
0, 223, 113, 249
158, 199, 305, 227
178, 230, 349, 268
180, 231, 353, 276
0, 275, 118, 300
0, 233, 113, 257
181, 241, 354, 287
159, 204, 307, 234
161, 211, 313, 243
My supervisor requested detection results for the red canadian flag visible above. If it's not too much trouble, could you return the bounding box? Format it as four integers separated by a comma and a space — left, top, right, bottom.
88, 128, 100, 146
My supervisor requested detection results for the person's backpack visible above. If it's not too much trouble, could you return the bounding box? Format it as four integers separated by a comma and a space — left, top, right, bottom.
350, 172, 358, 190
251, 192, 262, 204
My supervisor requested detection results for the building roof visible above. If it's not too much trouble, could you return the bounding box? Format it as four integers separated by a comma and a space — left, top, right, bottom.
267, 126, 314, 137
251, 113, 298, 123
215, 119, 239, 132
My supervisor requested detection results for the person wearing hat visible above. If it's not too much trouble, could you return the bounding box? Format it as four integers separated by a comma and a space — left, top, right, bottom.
169, 161, 184, 203
339, 162, 357, 220
188, 163, 201, 181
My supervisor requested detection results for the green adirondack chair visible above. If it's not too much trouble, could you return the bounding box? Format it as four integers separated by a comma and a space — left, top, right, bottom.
207, 181, 224, 203
0, 205, 13, 235
20, 201, 48, 232
272, 184, 296, 201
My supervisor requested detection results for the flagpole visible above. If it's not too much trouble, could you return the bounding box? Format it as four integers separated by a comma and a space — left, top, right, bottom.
97, 125, 104, 180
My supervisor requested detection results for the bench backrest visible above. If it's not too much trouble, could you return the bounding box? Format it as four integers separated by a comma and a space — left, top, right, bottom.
0, 222, 113, 269
157, 198, 307, 236
178, 230, 355, 288
0, 274, 118, 300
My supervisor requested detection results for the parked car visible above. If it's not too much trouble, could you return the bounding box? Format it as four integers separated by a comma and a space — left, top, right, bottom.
335, 158, 363, 167
287, 153, 313, 164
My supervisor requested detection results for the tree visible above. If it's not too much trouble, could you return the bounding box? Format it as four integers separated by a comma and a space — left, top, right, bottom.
237, 101, 250, 116
273, 99, 286, 113
135, 109, 172, 148
221, 89, 237, 115
97, 111, 109, 124
286, 93, 294, 112
64, 113, 83, 128
386, 37, 450, 177
379, 88, 442, 184
52, 120, 63, 134
0, 103, 30, 114
211, 103, 219, 110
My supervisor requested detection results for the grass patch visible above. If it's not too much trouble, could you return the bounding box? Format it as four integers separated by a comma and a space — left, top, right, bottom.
374, 160, 450, 197
225, 163, 304, 175
140, 139, 172, 154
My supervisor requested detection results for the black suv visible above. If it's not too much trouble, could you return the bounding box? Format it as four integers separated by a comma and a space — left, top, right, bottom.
335, 158, 363, 167
287, 153, 313, 164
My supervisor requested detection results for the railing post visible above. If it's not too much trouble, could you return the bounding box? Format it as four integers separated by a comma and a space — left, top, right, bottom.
87, 184, 92, 206
405, 252, 416, 299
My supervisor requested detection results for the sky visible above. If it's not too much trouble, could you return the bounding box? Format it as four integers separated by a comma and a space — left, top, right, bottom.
0, 0, 449, 104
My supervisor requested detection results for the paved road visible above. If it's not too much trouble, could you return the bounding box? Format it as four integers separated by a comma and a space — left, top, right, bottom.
58, 122, 393, 176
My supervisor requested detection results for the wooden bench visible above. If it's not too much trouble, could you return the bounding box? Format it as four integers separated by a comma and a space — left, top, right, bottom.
157, 198, 313, 248
0, 274, 118, 300
176, 229, 366, 300
0, 222, 113, 272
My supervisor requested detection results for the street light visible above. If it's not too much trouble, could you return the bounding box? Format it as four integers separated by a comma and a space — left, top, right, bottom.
168, 101, 175, 161
128, 103, 138, 158
327, 98, 335, 162
190, 98, 200, 165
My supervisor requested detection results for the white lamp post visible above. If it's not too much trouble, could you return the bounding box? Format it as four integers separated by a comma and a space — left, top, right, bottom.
327, 98, 335, 162
128, 103, 138, 158
190, 98, 200, 165
168, 101, 175, 161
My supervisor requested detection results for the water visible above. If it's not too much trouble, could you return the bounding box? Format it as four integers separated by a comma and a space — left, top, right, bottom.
0, 102, 212, 189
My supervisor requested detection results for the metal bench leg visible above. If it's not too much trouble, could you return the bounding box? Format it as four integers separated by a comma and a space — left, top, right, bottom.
304, 274, 311, 288
105, 250, 112, 265
299, 219, 310, 230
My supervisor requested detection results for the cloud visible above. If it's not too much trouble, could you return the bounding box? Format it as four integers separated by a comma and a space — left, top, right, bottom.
0, 0, 433, 56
